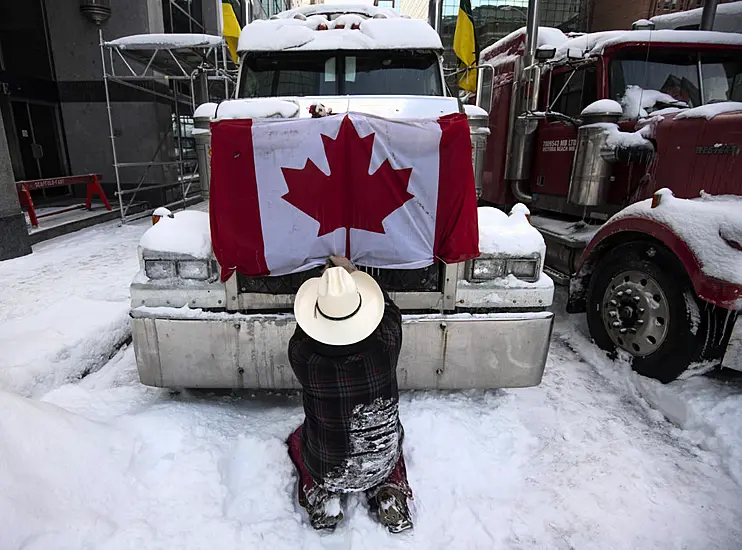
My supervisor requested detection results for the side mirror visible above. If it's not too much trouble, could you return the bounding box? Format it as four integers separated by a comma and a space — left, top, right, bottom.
535, 45, 557, 62
567, 48, 584, 61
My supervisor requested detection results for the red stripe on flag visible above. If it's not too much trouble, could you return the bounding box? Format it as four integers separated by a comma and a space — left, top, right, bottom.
209, 119, 269, 281
434, 113, 480, 264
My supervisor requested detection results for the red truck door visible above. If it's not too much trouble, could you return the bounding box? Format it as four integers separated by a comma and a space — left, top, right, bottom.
532, 65, 600, 199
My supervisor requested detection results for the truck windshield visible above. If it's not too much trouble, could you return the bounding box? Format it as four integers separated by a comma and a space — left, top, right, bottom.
610, 50, 742, 110
240, 51, 443, 97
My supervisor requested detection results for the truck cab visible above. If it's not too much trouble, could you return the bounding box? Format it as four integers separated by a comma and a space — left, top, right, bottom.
128, 4, 555, 391
477, 26, 742, 382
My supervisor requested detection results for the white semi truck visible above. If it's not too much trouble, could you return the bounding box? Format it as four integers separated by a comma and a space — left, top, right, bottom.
128, 3, 555, 390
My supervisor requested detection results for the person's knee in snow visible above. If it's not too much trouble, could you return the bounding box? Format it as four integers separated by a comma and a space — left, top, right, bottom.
286, 255, 413, 532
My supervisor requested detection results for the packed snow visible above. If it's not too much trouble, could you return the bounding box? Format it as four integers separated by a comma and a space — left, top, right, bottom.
106, 33, 223, 50
139, 210, 212, 259
612, 190, 742, 287
675, 101, 742, 120
555, 30, 742, 60
619, 85, 688, 119
580, 99, 622, 117
214, 98, 300, 120
480, 27, 569, 62
651, 1, 742, 33
2, 206, 742, 549
478, 205, 546, 260
279, 3, 399, 21
237, 16, 441, 52
193, 102, 218, 119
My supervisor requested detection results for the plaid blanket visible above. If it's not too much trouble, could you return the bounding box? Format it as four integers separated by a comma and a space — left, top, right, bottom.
288, 290, 403, 492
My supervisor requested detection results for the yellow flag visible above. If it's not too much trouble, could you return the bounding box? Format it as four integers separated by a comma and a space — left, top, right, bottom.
222, 1, 241, 65
453, 0, 479, 93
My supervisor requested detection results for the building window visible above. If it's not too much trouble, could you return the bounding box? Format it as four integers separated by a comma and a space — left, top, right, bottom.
162, 0, 205, 33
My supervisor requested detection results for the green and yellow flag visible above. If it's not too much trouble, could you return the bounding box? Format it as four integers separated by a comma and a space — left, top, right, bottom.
222, 0, 241, 65
453, 0, 479, 93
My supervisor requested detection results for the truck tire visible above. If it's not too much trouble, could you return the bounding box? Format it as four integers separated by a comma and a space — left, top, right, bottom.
586, 241, 729, 383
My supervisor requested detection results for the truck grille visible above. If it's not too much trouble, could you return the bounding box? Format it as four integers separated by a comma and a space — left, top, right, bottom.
237, 264, 441, 294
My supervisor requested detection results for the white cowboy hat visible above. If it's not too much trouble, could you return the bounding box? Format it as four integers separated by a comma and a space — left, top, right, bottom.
294, 267, 385, 346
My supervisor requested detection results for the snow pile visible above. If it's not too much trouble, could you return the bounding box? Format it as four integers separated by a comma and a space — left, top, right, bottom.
107, 33, 223, 50
675, 101, 742, 120
463, 104, 488, 118
619, 85, 688, 119
581, 99, 622, 117
238, 16, 441, 52
556, 30, 742, 60
193, 102, 218, 119
651, 1, 742, 33
359, 18, 442, 49
4, 329, 742, 548
478, 205, 546, 258
611, 190, 742, 287
0, 297, 130, 398
631, 374, 742, 485
215, 98, 300, 120
279, 3, 399, 21
139, 210, 212, 259
332, 14, 364, 28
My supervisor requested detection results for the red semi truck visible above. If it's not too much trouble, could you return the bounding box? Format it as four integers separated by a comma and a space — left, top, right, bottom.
474, 14, 742, 382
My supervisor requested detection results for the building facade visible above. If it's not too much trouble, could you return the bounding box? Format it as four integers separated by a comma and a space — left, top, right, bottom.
587, 0, 738, 32
440, 1, 585, 72
0, 0, 290, 209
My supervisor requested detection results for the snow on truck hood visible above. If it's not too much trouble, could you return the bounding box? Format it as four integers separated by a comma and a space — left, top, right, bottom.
478, 206, 546, 259
212, 96, 461, 120
611, 191, 742, 287
139, 207, 546, 261
139, 211, 211, 259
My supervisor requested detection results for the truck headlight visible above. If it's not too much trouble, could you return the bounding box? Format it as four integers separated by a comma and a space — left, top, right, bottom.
145, 259, 176, 279
471, 258, 506, 280
177, 259, 210, 280
508, 259, 538, 281
469, 256, 540, 282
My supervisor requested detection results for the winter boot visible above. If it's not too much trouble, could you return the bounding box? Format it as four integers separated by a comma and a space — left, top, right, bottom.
300, 484, 344, 531
370, 486, 413, 533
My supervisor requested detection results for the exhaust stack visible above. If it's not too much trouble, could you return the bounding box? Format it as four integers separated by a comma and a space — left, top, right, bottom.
700, 0, 718, 31
505, 0, 541, 202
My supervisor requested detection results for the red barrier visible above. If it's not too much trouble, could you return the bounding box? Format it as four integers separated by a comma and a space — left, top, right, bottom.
16, 174, 112, 227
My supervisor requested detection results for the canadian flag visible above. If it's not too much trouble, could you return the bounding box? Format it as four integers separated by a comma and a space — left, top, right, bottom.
210, 112, 479, 281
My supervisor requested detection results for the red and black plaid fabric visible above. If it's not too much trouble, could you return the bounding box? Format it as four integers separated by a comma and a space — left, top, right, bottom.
288, 290, 403, 488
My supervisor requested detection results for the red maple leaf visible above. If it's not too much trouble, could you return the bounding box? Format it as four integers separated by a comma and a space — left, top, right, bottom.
281, 116, 414, 254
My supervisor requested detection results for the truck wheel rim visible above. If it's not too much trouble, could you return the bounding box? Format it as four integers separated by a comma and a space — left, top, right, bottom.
601, 270, 670, 357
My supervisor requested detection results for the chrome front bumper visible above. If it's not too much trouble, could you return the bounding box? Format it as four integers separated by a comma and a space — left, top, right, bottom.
131, 308, 554, 390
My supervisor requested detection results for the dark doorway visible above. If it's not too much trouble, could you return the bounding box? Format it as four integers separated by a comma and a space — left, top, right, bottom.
11, 100, 67, 198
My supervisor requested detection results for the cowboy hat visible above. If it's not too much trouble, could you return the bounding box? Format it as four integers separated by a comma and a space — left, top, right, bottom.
294, 267, 384, 346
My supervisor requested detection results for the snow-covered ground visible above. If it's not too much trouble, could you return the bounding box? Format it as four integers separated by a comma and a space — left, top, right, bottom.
1, 213, 741, 549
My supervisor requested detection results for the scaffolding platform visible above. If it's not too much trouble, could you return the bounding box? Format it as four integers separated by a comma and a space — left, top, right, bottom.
100, 31, 233, 223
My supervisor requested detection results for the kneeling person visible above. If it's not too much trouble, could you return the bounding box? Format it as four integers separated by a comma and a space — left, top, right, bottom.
287, 256, 413, 532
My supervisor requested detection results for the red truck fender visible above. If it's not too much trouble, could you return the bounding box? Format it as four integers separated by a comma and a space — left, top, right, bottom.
567, 216, 742, 313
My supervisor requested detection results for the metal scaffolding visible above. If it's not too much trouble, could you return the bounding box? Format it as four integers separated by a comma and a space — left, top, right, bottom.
100, 31, 234, 222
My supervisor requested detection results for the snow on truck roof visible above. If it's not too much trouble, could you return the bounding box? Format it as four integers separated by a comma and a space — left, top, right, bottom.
650, 1, 742, 33
481, 26, 742, 66
555, 29, 742, 58
237, 5, 442, 53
